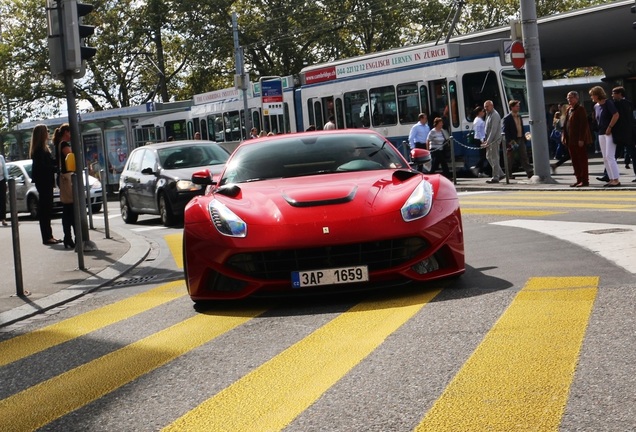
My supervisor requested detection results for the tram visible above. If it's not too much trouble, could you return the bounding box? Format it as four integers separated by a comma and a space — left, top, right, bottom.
297, 38, 529, 168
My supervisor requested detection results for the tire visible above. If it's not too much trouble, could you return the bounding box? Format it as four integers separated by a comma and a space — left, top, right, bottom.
159, 193, 176, 227
91, 203, 102, 214
27, 195, 39, 220
120, 194, 138, 224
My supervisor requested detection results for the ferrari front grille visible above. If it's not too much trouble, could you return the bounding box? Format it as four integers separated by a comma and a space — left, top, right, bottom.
226, 237, 429, 280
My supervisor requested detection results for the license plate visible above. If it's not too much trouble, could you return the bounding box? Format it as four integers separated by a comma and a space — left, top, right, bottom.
291, 266, 369, 288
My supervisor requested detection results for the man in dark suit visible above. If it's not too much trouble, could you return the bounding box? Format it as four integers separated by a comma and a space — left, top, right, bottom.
502, 99, 534, 178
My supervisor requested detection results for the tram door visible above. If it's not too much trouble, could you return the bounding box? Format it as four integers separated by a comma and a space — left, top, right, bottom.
428, 78, 459, 132
307, 96, 341, 130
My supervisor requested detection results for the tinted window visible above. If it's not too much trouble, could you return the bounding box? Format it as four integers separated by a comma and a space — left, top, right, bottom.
397, 83, 420, 124
158, 144, 229, 169
369, 86, 397, 126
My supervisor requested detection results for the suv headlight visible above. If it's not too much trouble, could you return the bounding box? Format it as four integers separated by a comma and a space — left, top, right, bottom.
176, 180, 202, 192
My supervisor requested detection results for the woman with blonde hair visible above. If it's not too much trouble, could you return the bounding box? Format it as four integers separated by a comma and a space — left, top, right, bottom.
29, 124, 61, 245
589, 85, 620, 186
54, 123, 76, 249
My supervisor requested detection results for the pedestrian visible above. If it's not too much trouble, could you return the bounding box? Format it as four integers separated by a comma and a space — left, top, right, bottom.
249, 127, 258, 139
550, 104, 570, 174
470, 106, 490, 177
589, 86, 620, 187
563, 91, 592, 187
54, 123, 76, 249
483, 100, 505, 184
408, 113, 431, 150
426, 117, 451, 177
502, 99, 533, 178
194, 132, 202, 140
324, 116, 336, 130
29, 124, 61, 245
610, 86, 636, 181
0, 152, 8, 226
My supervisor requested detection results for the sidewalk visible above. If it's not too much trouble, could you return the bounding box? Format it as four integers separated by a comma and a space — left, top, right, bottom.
0, 207, 150, 328
453, 156, 636, 191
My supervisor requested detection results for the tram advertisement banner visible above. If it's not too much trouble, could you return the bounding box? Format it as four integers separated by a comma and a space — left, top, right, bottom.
104, 129, 128, 185
82, 133, 105, 184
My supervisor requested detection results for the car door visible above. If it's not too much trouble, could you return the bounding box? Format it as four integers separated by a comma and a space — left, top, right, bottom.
120, 149, 144, 211
139, 149, 159, 211
7, 164, 28, 213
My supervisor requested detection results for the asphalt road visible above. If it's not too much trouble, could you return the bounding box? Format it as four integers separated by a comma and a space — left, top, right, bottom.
0, 190, 634, 431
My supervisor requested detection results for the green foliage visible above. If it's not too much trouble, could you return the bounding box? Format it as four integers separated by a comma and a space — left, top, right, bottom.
0, 0, 605, 127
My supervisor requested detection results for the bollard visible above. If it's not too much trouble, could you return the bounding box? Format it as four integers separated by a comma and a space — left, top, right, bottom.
100, 169, 111, 239
71, 174, 86, 270
85, 169, 94, 230
8, 179, 26, 297
449, 136, 457, 185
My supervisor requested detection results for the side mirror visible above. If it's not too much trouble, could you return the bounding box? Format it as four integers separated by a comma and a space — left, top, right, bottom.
191, 169, 214, 186
410, 148, 432, 173
141, 167, 155, 175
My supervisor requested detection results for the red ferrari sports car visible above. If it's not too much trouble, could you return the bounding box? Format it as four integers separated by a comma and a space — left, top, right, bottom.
183, 130, 464, 302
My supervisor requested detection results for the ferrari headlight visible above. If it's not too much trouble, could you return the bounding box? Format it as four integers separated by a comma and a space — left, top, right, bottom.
209, 199, 247, 237
401, 180, 433, 222
176, 180, 202, 192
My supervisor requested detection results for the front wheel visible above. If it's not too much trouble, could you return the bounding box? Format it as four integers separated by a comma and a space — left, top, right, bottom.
159, 194, 176, 227
27, 195, 39, 219
120, 195, 138, 224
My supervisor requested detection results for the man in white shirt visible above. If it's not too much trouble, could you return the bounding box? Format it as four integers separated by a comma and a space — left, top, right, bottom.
408, 113, 430, 150
324, 116, 336, 130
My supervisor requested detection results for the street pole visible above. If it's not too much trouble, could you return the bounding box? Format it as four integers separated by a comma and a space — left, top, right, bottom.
233, 13, 251, 137
520, 0, 555, 184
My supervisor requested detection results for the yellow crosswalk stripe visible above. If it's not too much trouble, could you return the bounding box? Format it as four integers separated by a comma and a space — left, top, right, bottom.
414, 277, 598, 431
164, 233, 184, 268
0, 281, 186, 368
461, 209, 564, 216
163, 288, 442, 432
0, 308, 265, 431
459, 200, 634, 209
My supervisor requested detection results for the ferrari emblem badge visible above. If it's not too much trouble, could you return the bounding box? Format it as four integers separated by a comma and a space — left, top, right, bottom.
323, 227, 330, 234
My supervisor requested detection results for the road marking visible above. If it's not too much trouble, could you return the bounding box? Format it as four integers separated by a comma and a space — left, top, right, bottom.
462, 208, 564, 217
130, 226, 167, 232
162, 288, 442, 432
493, 220, 636, 274
164, 233, 183, 268
0, 308, 265, 431
415, 277, 598, 431
0, 281, 186, 367
459, 199, 635, 209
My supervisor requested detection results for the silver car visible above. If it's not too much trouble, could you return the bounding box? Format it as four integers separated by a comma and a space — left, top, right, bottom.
6, 160, 102, 219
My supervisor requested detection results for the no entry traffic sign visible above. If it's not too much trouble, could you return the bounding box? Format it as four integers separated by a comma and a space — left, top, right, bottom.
511, 41, 526, 70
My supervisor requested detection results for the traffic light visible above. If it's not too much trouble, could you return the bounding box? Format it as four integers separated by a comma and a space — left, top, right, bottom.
62, 0, 97, 74
46, 0, 65, 78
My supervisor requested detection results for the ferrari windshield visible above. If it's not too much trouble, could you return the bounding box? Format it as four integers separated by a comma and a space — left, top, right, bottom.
220, 132, 407, 184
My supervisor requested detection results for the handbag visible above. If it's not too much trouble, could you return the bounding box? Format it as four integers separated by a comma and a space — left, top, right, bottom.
59, 172, 73, 204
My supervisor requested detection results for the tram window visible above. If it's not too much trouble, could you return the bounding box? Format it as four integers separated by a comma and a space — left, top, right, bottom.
224, 111, 242, 142
397, 83, 420, 124
252, 110, 261, 134
335, 98, 344, 129
209, 114, 225, 142
501, 70, 529, 114
165, 120, 188, 141
369, 86, 397, 127
462, 71, 509, 119
449, 81, 459, 128
187, 121, 195, 139
419, 85, 430, 119
307, 100, 315, 130
283, 103, 291, 133
344, 90, 369, 128
199, 119, 208, 140
314, 101, 324, 129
